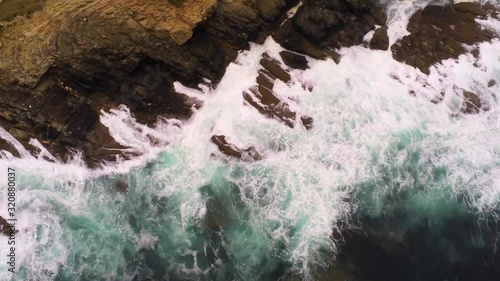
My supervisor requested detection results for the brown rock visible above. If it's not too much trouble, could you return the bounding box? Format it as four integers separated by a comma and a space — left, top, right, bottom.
257, 0, 286, 21
370, 28, 389, 50
454, 2, 487, 17
273, 19, 338, 61
0, 216, 11, 236
293, 5, 340, 41
260, 53, 292, 83
0, 0, 300, 167
273, 0, 387, 61
211, 135, 262, 161
392, 4, 498, 74
488, 80, 496, 87
243, 56, 314, 130
301, 116, 314, 130
461, 90, 482, 114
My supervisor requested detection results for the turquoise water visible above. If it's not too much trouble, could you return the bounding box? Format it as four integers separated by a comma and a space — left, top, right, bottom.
0, 4, 500, 280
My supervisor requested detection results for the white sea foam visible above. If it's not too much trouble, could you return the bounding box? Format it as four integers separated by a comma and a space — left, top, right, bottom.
0, 3, 499, 281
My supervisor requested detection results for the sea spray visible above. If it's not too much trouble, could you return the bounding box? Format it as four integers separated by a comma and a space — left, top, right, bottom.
0, 2, 499, 281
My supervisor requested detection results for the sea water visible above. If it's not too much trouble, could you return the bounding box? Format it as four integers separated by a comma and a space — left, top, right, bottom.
0, 1, 499, 280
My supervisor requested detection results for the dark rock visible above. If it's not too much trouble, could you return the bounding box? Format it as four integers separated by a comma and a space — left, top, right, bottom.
293, 5, 340, 41
279, 51, 309, 70
454, 2, 487, 17
303, 0, 349, 12
370, 27, 389, 50
344, 0, 372, 11
260, 53, 292, 83
211, 135, 262, 161
257, 0, 286, 21
0, 138, 20, 158
243, 86, 314, 130
0, 216, 8, 234
0, 0, 301, 167
115, 180, 129, 194
392, 3, 498, 74
243, 56, 314, 130
273, 19, 338, 61
300, 116, 314, 130
488, 80, 496, 87
273, 0, 387, 61
461, 90, 482, 114
0, 216, 14, 236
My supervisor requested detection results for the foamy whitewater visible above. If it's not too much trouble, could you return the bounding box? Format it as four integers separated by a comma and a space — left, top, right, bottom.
0, 1, 499, 280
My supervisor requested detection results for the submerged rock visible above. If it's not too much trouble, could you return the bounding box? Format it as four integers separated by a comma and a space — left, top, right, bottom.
115, 180, 130, 194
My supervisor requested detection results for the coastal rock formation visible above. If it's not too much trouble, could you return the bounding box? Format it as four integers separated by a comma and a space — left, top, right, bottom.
211, 135, 262, 161
0, 216, 10, 236
392, 3, 499, 74
243, 53, 314, 130
0, 0, 298, 166
279, 51, 309, 70
2, 0, 495, 166
272, 0, 387, 60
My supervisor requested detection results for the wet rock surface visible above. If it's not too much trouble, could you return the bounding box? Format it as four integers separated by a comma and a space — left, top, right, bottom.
0, 0, 298, 167
0, 216, 10, 236
211, 135, 262, 161
279, 51, 309, 70
243, 53, 314, 130
392, 3, 499, 74
461, 90, 482, 114
1, 0, 496, 167
272, 0, 387, 60
370, 27, 389, 51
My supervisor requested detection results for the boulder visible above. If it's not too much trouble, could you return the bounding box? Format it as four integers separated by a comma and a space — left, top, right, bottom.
370, 27, 389, 50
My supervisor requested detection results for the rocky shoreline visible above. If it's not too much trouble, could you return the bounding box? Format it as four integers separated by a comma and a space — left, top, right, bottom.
0, 1, 498, 167
1, 1, 500, 280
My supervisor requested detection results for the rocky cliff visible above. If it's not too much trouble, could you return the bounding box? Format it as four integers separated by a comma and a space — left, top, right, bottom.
0, 0, 299, 166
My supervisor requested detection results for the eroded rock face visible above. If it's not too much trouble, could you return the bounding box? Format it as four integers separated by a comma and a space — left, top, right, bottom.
0, 0, 298, 167
391, 3, 499, 74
